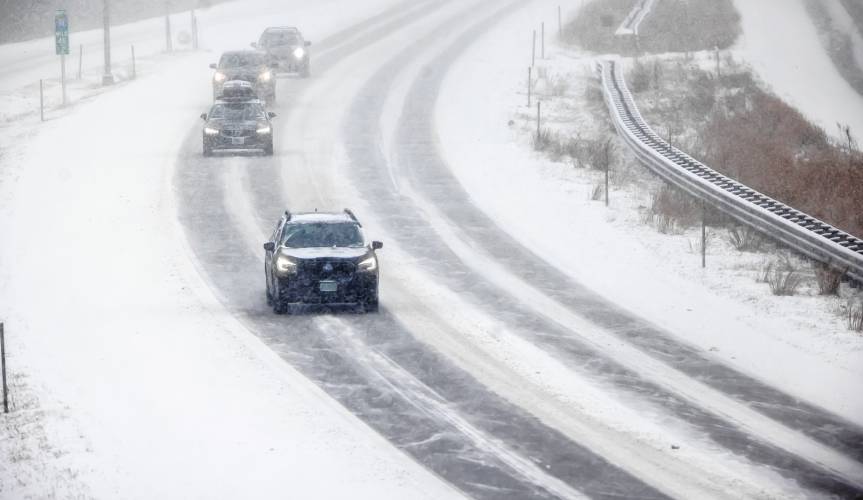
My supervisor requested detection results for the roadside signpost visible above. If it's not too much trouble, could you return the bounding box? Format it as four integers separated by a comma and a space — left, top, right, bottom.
55, 9, 69, 104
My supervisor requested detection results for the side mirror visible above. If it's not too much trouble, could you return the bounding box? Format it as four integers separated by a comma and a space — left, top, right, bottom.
371, 241, 383, 250
209, 63, 217, 69
250, 42, 258, 48
263, 242, 275, 252
304, 41, 311, 47
267, 112, 277, 119
200, 113, 207, 121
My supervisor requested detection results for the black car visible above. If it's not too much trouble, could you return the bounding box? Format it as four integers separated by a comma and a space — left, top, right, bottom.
263, 210, 382, 313
200, 98, 276, 156
252, 26, 311, 78
210, 50, 275, 102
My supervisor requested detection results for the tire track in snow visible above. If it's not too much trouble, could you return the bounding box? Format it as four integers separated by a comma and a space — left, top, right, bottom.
174, 1, 667, 498
338, 1, 863, 498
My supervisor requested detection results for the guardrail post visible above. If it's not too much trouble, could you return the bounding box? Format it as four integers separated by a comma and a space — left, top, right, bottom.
701, 201, 707, 268
77, 44, 83, 80
191, 9, 199, 50
605, 149, 610, 207
532, 29, 536, 67
527, 66, 532, 107
39, 79, 44, 122
165, 1, 173, 52
1, 322, 8, 414
541, 22, 545, 59
536, 101, 541, 146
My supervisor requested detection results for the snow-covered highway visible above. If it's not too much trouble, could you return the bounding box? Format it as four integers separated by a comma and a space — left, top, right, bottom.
1, 0, 863, 498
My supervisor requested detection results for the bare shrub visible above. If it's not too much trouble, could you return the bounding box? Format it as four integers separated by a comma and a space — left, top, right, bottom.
848, 300, 863, 332
549, 76, 570, 97
628, 59, 652, 93
533, 127, 554, 151
727, 225, 763, 252
584, 82, 604, 104
814, 263, 843, 296
591, 184, 604, 201
756, 261, 773, 283
648, 184, 700, 228
765, 259, 803, 296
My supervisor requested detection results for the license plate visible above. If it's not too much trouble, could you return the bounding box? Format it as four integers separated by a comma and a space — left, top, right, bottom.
319, 281, 338, 293
231, 137, 245, 145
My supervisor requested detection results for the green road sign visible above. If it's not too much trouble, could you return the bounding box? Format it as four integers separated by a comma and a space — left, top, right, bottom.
55, 10, 69, 55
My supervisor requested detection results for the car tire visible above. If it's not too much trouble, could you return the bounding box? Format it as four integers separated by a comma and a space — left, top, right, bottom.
300, 64, 310, 78
203, 144, 213, 157
264, 141, 274, 156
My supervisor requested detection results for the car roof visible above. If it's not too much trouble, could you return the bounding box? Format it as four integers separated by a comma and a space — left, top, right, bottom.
264, 26, 300, 32
221, 50, 265, 57
213, 98, 263, 105
288, 212, 358, 224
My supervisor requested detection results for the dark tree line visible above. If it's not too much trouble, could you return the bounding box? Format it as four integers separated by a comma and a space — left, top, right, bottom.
0, 0, 226, 44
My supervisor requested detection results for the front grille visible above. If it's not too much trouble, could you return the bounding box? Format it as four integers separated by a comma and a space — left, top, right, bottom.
221, 128, 253, 138
299, 259, 357, 281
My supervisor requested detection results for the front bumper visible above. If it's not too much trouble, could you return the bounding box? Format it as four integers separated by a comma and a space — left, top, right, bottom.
204, 131, 272, 151
276, 273, 378, 305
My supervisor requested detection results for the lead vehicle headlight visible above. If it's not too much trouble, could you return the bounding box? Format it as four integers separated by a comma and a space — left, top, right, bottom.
358, 256, 377, 272
204, 127, 219, 135
293, 47, 305, 59
256, 125, 271, 134
213, 72, 227, 82
259, 70, 272, 82
275, 251, 298, 276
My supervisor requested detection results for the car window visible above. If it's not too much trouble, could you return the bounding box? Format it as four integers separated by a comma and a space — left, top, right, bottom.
219, 53, 265, 68
209, 102, 266, 121
280, 223, 364, 248
262, 32, 300, 47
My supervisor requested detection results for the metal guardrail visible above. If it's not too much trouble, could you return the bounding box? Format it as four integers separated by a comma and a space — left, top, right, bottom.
599, 59, 863, 282
615, 0, 655, 36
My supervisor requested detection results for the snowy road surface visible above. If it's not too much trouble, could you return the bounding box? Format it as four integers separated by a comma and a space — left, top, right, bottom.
1, 0, 862, 498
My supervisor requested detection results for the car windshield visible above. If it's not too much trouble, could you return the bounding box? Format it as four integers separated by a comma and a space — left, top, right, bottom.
209, 102, 265, 121
263, 32, 300, 46
219, 53, 265, 68
281, 223, 364, 248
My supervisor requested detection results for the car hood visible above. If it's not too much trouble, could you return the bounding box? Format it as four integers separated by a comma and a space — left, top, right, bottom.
207, 119, 261, 128
218, 66, 266, 78
280, 247, 370, 260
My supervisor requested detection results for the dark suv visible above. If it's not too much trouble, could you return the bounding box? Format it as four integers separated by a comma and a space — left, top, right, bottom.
200, 96, 276, 156
253, 26, 311, 77
210, 50, 275, 102
263, 210, 382, 313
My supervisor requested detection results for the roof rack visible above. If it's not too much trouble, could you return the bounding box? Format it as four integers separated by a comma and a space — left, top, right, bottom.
343, 208, 361, 226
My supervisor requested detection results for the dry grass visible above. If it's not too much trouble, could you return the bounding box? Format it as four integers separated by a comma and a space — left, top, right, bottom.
814, 263, 844, 296
727, 225, 764, 252
849, 300, 863, 332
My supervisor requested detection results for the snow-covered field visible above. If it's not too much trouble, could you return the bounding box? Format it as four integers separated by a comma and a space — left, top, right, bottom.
1, 0, 862, 498
436, 2, 863, 426
731, 0, 863, 144
0, 1, 464, 498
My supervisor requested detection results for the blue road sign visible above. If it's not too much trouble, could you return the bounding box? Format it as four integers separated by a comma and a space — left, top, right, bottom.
55, 10, 69, 55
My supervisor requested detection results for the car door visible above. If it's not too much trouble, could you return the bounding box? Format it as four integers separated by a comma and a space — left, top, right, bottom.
265, 216, 286, 288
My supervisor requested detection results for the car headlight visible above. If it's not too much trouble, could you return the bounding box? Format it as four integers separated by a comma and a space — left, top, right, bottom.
256, 125, 271, 135
275, 251, 297, 276
214, 72, 227, 83
358, 256, 377, 272
259, 70, 272, 82
204, 127, 220, 135
293, 47, 305, 59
